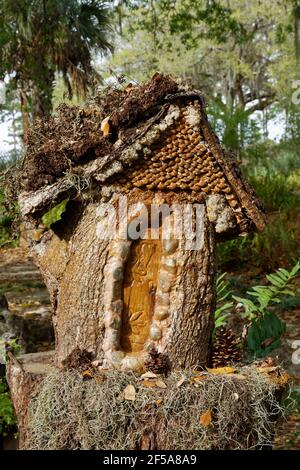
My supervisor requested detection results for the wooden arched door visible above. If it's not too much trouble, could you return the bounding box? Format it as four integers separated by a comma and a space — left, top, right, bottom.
120, 231, 162, 353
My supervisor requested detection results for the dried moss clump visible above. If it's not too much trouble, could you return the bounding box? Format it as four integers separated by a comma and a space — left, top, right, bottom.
23, 73, 179, 192
26, 367, 286, 450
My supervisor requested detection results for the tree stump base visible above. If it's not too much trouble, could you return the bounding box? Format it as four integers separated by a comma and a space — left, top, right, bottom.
6, 351, 56, 448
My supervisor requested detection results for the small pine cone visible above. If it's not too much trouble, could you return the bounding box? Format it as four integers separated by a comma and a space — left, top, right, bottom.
212, 327, 241, 368
144, 347, 170, 375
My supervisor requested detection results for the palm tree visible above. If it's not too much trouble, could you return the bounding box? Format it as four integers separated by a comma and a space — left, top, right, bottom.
0, 0, 113, 138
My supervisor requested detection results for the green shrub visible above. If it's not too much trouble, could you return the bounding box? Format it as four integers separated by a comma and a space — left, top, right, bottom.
0, 379, 17, 437
214, 264, 300, 358
0, 339, 20, 438
0, 190, 19, 247
249, 173, 300, 213
217, 205, 300, 271
221, 144, 300, 271
247, 312, 286, 358
233, 263, 300, 358
233, 262, 300, 318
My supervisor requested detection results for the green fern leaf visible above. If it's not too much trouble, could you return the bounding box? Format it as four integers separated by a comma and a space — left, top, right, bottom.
266, 274, 285, 287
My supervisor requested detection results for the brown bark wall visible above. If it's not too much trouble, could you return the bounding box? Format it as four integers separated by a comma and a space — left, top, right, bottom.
30, 196, 216, 369
167, 210, 215, 368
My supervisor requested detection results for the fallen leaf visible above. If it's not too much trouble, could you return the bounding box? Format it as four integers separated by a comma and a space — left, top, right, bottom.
101, 116, 111, 136
140, 371, 158, 380
124, 384, 136, 401
125, 83, 134, 93
142, 379, 157, 388
82, 369, 93, 379
278, 371, 290, 385
206, 366, 236, 375
156, 379, 167, 389
200, 409, 212, 427
156, 399, 163, 405
193, 374, 207, 382
176, 376, 186, 388
259, 357, 277, 368
257, 366, 278, 374
266, 370, 290, 387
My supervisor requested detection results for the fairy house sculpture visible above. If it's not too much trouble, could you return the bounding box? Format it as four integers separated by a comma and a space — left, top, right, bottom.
14, 74, 266, 373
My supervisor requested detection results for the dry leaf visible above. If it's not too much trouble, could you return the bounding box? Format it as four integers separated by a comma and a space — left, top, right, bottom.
206, 366, 236, 375
257, 366, 278, 374
140, 371, 158, 380
101, 116, 111, 136
259, 357, 277, 368
176, 376, 186, 388
277, 371, 290, 386
125, 83, 134, 93
142, 379, 157, 388
82, 369, 93, 378
156, 399, 163, 405
200, 409, 212, 427
193, 374, 207, 382
124, 384, 136, 401
156, 379, 167, 389
266, 370, 289, 387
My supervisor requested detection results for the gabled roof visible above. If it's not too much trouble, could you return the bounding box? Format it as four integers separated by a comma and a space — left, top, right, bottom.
19, 74, 266, 235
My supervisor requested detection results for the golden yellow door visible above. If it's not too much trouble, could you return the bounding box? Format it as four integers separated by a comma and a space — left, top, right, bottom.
120, 235, 161, 353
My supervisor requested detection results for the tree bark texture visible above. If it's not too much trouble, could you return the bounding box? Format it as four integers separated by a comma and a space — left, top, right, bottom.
6, 352, 55, 448
28, 195, 216, 370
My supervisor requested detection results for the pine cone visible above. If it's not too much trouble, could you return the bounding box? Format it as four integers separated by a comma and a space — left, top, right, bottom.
212, 328, 241, 368
144, 347, 170, 375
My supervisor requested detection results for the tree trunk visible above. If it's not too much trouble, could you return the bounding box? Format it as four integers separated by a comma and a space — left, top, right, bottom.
167, 216, 215, 368
6, 352, 56, 448
30, 68, 54, 121
28, 196, 216, 370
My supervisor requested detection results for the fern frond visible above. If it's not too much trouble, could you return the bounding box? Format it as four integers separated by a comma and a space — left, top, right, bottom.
214, 273, 233, 330
234, 262, 300, 320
